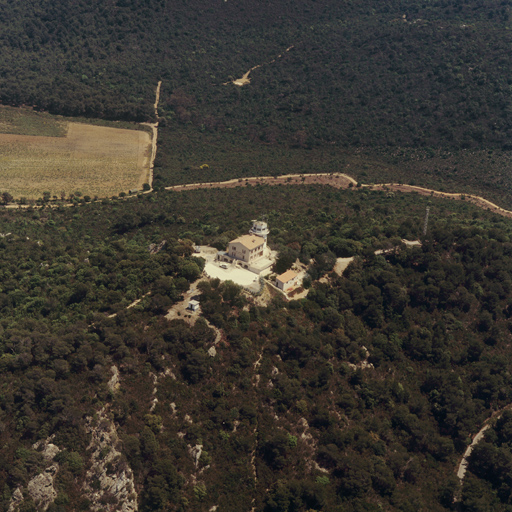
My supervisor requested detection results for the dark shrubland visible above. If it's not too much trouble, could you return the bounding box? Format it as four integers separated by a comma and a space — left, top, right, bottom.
0, 187, 508, 510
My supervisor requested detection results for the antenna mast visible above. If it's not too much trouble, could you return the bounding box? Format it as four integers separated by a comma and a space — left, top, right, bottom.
423, 207, 430, 236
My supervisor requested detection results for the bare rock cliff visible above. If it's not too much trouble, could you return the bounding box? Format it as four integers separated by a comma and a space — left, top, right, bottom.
83, 407, 138, 512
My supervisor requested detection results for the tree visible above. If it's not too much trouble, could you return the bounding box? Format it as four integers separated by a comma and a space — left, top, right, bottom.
1, 192, 13, 205
141, 427, 158, 460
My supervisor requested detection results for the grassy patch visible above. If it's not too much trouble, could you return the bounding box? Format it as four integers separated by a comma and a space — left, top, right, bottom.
0, 105, 67, 137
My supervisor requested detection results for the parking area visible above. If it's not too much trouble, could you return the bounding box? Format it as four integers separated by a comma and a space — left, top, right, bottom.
192, 246, 218, 263
204, 262, 261, 290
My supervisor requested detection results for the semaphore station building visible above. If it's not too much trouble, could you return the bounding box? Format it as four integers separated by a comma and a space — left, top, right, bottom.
228, 234, 266, 264
217, 220, 274, 274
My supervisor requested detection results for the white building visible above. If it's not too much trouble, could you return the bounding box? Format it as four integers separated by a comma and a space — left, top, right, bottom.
217, 220, 273, 274
276, 270, 299, 291
228, 234, 266, 264
188, 300, 200, 311
249, 220, 270, 241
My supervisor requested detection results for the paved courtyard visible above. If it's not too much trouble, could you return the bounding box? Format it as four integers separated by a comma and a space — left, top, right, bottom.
204, 262, 261, 290
193, 245, 273, 292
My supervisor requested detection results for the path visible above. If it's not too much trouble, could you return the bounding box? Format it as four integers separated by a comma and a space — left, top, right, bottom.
166, 173, 512, 220
363, 183, 512, 219
456, 425, 491, 482
107, 293, 150, 318
141, 80, 162, 191
455, 404, 512, 500
164, 281, 222, 345
223, 46, 294, 87
166, 172, 357, 191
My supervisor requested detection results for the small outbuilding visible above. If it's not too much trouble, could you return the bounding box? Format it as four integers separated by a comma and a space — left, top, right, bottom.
188, 300, 200, 312
276, 270, 299, 291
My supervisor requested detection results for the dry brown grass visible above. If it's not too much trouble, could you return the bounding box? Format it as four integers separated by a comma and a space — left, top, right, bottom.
0, 122, 151, 199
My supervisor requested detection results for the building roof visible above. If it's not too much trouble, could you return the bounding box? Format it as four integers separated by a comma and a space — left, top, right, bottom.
277, 270, 298, 283
250, 220, 269, 236
229, 234, 265, 250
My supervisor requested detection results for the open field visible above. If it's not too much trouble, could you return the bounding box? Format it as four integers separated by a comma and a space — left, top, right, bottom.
0, 122, 151, 199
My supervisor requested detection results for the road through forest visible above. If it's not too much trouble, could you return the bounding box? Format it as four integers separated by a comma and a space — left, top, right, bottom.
141, 80, 162, 190
166, 172, 512, 219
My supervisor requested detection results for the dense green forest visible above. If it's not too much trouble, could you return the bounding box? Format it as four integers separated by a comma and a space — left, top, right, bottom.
0, 186, 509, 510
3, 0, 512, 510
3, 0, 512, 149
2, 0, 512, 200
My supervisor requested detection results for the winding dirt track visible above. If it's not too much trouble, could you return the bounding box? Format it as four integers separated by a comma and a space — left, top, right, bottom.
166, 173, 512, 219
454, 404, 512, 501
366, 183, 512, 218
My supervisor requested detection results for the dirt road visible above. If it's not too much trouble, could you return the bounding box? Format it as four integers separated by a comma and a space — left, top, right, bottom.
454, 404, 512, 501
167, 173, 512, 219
364, 183, 512, 218
141, 80, 162, 190
166, 172, 357, 191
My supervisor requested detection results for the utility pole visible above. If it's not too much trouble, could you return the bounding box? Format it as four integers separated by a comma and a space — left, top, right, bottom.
423, 206, 430, 236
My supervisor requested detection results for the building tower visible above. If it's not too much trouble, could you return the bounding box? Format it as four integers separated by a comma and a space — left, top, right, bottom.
250, 220, 269, 240
249, 220, 270, 252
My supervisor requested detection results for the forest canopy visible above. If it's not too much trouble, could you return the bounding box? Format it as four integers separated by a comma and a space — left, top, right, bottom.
1, 0, 511, 150
2, 0, 512, 510
0, 187, 509, 510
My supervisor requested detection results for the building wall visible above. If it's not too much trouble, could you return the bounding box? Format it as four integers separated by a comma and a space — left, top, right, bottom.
276, 277, 296, 291
228, 241, 264, 263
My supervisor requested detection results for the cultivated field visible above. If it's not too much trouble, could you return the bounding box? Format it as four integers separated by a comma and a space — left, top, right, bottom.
0, 110, 152, 200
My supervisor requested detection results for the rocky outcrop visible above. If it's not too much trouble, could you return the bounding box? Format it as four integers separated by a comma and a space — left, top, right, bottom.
32, 435, 61, 463
149, 371, 158, 412
7, 488, 24, 512
107, 365, 121, 393
8, 437, 62, 512
26, 465, 58, 510
83, 407, 138, 512
149, 366, 177, 412
347, 346, 374, 370
189, 444, 203, 468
